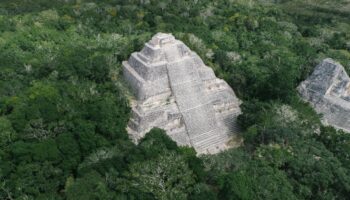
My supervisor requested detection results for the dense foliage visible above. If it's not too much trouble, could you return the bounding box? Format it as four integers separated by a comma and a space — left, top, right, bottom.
0, 0, 349, 199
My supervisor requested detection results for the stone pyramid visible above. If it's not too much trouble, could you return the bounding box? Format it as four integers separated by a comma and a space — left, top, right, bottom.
298, 58, 350, 132
123, 33, 242, 154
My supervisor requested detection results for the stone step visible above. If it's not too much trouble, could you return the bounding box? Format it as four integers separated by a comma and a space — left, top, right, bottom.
194, 135, 229, 153
219, 116, 241, 133
167, 59, 201, 86
196, 144, 227, 154
228, 122, 240, 133
190, 129, 218, 143
191, 130, 229, 148
128, 53, 149, 77
137, 52, 150, 63
182, 106, 218, 136
123, 61, 145, 84
194, 134, 229, 149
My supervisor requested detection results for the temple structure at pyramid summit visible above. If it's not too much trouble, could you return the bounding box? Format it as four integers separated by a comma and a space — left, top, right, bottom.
298, 58, 350, 133
123, 33, 242, 154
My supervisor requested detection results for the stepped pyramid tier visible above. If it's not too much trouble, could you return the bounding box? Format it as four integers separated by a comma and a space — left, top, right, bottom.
298, 58, 350, 132
123, 33, 242, 154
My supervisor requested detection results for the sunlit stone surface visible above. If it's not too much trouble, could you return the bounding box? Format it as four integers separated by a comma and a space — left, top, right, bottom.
123, 33, 242, 154
298, 58, 350, 132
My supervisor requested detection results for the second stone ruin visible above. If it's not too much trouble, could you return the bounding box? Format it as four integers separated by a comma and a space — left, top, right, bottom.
298, 58, 350, 133
123, 33, 242, 154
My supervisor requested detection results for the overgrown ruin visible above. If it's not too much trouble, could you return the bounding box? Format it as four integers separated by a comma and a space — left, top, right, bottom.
123, 33, 242, 154
298, 58, 350, 133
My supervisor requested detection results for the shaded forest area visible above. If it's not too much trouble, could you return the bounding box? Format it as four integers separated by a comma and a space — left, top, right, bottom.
0, 0, 350, 199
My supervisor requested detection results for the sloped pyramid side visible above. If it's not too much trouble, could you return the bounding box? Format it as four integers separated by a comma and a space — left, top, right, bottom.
123, 33, 242, 154
298, 58, 350, 132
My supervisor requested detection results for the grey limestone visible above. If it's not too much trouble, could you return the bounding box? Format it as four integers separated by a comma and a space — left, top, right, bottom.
123, 33, 242, 154
298, 58, 350, 132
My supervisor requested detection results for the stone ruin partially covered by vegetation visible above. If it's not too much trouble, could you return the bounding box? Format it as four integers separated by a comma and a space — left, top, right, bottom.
123, 33, 241, 154
299, 58, 350, 132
